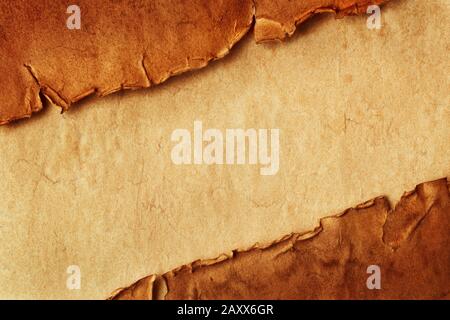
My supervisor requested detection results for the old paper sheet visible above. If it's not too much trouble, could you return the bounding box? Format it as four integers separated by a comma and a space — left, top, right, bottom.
0, 0, 449, 299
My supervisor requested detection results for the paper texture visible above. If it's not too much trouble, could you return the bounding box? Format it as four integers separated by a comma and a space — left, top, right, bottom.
0, 0, 448, 299
112, 178, 450, 300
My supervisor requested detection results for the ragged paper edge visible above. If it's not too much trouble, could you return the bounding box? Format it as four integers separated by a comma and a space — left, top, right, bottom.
253, 0, 388, 42
1, 0, 390, 125
110, 177, 450, 300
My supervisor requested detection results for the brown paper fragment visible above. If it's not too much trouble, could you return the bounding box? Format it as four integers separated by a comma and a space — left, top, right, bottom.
0, 0, 254, 124
254, 0, 388, 42
111, 178, 450, 300
0, 0, 387, 125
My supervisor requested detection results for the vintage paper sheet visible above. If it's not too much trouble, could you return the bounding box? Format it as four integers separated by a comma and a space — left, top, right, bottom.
0, 0, 448, 299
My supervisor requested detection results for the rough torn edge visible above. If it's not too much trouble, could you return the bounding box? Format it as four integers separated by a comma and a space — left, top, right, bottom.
109, 176, 449, 300
2, 0, 390, 125
253, 0, 388, 42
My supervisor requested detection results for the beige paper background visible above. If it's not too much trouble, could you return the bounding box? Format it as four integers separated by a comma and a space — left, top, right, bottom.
0, 0, 448, 299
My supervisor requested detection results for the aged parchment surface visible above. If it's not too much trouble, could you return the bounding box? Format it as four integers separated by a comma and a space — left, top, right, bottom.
0, 0, 449, 299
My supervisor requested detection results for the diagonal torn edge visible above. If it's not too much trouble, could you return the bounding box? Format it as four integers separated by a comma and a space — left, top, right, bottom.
110, 177, 450, 300
0, 0, 389, 125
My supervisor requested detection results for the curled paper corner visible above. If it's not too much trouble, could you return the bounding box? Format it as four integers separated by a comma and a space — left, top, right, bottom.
108, 275, 157, 300
0, 0, 390, 125
110, 178, 450, 300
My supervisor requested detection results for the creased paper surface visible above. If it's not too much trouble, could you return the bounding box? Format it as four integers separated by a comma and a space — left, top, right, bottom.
0, 0, 448, 299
